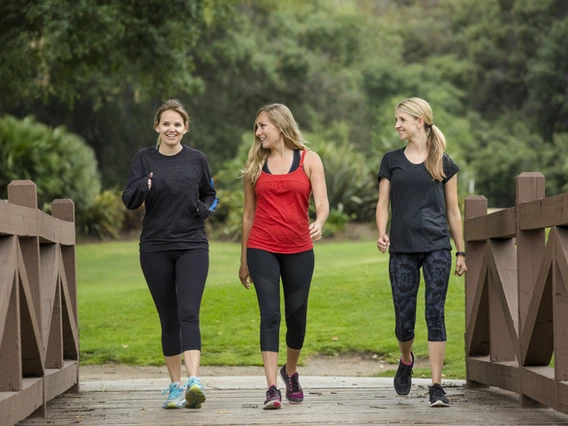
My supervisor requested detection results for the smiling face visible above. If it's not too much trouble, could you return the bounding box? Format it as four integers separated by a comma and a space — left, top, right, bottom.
155, 109, 188, 148
255, 111, 283, 150
394, 108, 423, 141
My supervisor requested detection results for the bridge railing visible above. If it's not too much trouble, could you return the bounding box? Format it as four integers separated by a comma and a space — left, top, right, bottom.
464, 172, 568, 414
0, 180, 79, 426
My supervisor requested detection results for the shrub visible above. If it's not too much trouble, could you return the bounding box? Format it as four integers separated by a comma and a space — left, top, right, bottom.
0, 115, 100, 212
77, 189, 125, 240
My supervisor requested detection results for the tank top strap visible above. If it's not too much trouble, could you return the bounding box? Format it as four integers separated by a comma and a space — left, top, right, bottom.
299, 149, 307, 167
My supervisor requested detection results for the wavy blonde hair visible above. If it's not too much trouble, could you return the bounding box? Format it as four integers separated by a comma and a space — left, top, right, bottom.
397, 97, 447, 182
153, 99, 190, 146
242, 103, 309, 186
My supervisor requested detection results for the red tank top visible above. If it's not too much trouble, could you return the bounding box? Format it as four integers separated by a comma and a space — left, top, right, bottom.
247, 150, 313, 254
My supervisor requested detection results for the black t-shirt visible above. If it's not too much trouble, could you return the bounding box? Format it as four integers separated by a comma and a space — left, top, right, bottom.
378, 148, 459, 253
122, 145, 218, 252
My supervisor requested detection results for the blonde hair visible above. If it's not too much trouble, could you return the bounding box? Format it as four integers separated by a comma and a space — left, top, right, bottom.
242, 103, 310, 186
397, 97, 446, 182
153, 99, 190, 146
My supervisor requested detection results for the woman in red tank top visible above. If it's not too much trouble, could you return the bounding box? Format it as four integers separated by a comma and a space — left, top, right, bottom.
239, 103, 329, 410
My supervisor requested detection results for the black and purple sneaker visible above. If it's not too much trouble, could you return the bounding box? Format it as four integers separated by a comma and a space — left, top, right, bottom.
280, 364, 304, 403
263, 384, 282, 409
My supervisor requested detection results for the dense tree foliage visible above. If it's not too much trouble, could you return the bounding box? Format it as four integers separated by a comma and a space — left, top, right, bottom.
1, 0, 566, 212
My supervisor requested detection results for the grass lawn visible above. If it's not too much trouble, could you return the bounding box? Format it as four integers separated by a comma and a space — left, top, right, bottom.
77, 239, 466, 379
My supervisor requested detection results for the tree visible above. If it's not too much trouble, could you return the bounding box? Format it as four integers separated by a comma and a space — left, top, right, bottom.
0, 0, 227, 107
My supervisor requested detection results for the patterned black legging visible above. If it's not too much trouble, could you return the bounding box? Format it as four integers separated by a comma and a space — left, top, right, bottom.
388, 249, 452, 342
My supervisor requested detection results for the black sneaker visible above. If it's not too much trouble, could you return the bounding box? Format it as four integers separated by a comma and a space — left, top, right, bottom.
280, 364, 304, 402
429, 383, 450, 407
263, 384, 282, 410
393, 352, 414, 395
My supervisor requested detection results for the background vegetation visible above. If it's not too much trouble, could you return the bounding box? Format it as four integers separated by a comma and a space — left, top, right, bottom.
0, 0, 566, 374
1, 0, 567, 238
78, 239, 466, 379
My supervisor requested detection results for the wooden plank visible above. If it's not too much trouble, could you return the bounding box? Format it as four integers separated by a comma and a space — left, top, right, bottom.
44, 362, 78, 402
487, 240, 519, 361
39, 244, 57, 351
465, 208, 516, 241
518, 193, 568, 230
522, 367, 568, 413
0, 204, 74, 246
0, 274, 21, 393
466, 258, 490, 356
44, 284, 63, 370
14, 383, 568, 425
464, 196, 487, 325
57, 246, 79, 360
17, 251, 44, 377
0, 237, 17, 344
520, 232, 554, 366
466, 357, 520, 393
0, 378, 43, 426
554, 260, 568, 381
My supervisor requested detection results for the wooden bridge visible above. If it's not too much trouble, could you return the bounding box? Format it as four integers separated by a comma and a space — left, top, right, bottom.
1, 174, 568, 425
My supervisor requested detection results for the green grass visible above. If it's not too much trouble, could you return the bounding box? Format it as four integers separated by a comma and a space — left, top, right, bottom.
77, 240, 466, 378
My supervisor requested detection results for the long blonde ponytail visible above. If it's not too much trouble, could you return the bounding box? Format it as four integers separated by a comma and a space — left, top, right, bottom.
397, 97, 446, 182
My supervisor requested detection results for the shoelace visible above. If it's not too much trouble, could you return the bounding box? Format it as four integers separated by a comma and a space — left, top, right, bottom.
397, 363, 413, 384
162, 384, 182, 398
267, 386, 279, 398
289, 373, 301, 393
431, 384, 446, 397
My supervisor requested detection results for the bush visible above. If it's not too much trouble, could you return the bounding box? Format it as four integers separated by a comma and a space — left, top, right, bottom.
77, 189, 125, 240
0, 115, 100, 212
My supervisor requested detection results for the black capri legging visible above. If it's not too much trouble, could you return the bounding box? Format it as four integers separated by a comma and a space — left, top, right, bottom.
247, 248, 315, 352
140, 249, 208, 356
388, 249, 452, 343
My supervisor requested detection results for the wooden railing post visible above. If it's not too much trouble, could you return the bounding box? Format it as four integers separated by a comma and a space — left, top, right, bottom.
51, 199, 79, 393
516, 173, 546, 408
7, 181, 43, 377
516, 173, 545, 339
464, 195, 488, 388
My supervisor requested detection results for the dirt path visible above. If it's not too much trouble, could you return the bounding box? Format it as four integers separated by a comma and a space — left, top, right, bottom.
80, 353, 431, 381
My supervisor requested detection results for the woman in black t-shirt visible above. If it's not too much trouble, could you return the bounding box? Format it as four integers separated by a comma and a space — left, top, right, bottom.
376, 97, 467, 408
122, 99, 218, 410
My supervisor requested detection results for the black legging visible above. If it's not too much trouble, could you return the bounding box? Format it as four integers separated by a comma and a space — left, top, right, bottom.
140, 249, 208, 356
388, 249, 452, 342
247, 248, 314, 352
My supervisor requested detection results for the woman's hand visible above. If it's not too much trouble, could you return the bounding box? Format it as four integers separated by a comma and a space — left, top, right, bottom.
455, 256, 467, 276
239, 263, 252, 289
309, 222, 323, 241
376, 234, 390, 253
147, 172, 153, 190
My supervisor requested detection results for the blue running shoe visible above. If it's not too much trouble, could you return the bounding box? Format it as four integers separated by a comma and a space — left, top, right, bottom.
162, 382, 186, 409
184, 376, 206, 409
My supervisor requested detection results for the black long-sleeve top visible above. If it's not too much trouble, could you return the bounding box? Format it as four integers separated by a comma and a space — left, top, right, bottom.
122, 145, 218, 252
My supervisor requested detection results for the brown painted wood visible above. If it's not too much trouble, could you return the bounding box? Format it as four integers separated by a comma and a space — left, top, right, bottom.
44, 363, 79, 401
465, 255, 489, 357
520, 234, 554, 366
0, 203, 75, 245
0, 274, 21, 392
487, 240, 518, 362
465, 208, 516, 241
464, 196, 489, 367
17, 251, 45, 378
518, 192, 568, 230
516, 173, 546, 356
0, 378, 43, 426
0, 182, 79, 425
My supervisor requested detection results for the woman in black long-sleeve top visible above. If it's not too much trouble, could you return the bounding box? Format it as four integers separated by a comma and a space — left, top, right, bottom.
122, 99, 218, 410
